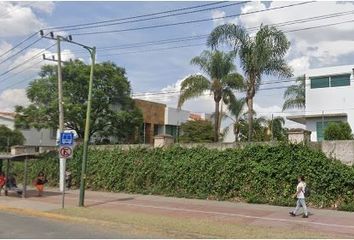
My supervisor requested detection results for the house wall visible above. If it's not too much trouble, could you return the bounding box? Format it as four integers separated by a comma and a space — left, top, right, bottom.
0, 117, 15, 130
21, 128, 57, 146
305, 65, 354, 140
165, 108, 190, 126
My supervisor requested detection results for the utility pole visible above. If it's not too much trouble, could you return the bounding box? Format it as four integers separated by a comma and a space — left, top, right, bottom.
271, 114, 274, 141
40, 31, 66, 194
79, 46, 96, 207
41, 30, 96, 207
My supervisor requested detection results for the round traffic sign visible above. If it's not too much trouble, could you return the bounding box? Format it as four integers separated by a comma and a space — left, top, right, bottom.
60, 146, 73, 158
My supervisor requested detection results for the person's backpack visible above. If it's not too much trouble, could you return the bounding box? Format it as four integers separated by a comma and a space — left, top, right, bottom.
303, 187, 311, 198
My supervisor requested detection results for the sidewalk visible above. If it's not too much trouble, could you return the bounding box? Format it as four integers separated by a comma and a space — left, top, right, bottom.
1, 188, 354, 238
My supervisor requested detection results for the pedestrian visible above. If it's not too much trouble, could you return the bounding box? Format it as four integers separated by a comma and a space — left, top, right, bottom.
0, 172, 5, 196
289, 175, 309, 218
33, 172, 47, 197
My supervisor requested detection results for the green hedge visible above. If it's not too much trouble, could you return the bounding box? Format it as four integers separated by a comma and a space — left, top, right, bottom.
11, 143, 354, 209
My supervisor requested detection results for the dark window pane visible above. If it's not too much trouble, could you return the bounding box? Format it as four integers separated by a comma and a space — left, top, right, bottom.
311, 77, 329, 89
330, 74, 350, 87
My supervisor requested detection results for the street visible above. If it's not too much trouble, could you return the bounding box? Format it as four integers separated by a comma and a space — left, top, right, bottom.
0, 211, 134, 239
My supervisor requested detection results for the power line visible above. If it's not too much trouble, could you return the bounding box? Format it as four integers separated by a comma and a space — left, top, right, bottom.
0, 32, 39, 59
0, 36, 43, 64
55, 2, 246, 32
0, 43, 55, 78
72, 2, 315, 36
0, 59, 44, 91
43, 1, 229, 31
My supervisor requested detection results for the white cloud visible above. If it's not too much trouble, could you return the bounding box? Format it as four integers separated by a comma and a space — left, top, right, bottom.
9, 48, 77, 75
0, 41, 12, 56
0, 2, 48, 37
211, 10, 226, 26
224, 1, 354, 73
28, 2, 55, 15
0, 88, 29, 112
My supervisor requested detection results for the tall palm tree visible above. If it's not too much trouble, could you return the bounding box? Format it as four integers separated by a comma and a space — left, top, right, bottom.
282, 75, 305, 111
222, 98, 246, 142
238, 116, 267, 142
208, 24, 293, 141
178, 50, 244, 142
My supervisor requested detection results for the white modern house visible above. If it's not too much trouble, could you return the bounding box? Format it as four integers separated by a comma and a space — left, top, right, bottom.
287, 64, 354, 142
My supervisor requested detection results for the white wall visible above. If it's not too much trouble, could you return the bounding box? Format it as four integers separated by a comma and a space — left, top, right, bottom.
0, 117, 15, 130
304, 65, 354, 140
165, 107, 190, 126
21, 128, 57, 146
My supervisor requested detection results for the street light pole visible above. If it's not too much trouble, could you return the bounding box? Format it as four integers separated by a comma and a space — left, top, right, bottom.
79, 47, 96, 207
40, 30, 96, 207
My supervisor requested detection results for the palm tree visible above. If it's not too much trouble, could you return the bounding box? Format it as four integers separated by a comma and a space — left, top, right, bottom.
207, 24, 293, 141
238, 116, 267, 142
282, 75, 305, 111
222, 98, 246, 142
178, 50, 244, 142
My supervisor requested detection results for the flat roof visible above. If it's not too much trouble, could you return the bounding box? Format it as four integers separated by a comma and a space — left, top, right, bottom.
287, 112, 347, 124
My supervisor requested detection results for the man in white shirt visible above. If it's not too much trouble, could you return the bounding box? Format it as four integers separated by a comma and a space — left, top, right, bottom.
289, 176, 308, 218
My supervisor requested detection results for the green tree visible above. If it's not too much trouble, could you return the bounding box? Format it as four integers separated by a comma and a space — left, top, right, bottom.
283, 75, 305, 111
179, 120, 214, 143
264, 116, 286, 141
178, 50, 244, 142
324, 122, 353, 140
238, 116, 267, 142
15, 60, 143, 143
208, 24, 293, 141
0, 125, 25, 152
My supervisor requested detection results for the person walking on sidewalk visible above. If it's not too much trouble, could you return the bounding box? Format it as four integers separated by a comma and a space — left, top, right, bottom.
289, 176, 308, 218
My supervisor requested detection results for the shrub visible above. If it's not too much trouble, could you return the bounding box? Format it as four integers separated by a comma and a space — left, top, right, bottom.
324, 122, 353, 140
12, 143, 354, 209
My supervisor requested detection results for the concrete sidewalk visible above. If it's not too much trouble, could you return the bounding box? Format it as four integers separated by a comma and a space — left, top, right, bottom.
1, 188, 354, 238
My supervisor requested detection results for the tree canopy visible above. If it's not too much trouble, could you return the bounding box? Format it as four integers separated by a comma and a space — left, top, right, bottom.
178, 50, 244, 142
208, 24, 292, 141
0, 125, 25, 152
324, 122, 353, 141
15, 60, 143, 143
179, 120, 214, 143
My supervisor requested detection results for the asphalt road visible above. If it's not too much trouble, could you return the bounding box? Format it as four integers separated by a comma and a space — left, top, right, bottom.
0, 211, 133, 239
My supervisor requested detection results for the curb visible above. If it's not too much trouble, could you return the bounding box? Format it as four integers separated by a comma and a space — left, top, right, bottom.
0, 204, 99, 225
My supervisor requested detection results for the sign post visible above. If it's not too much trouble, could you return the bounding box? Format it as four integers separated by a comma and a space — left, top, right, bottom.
59, 132, 74, 209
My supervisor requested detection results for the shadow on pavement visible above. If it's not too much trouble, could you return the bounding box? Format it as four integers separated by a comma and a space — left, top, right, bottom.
86, 197, 135, 207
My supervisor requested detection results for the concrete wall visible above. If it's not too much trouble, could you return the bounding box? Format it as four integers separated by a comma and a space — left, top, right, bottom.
321, 140, 354, 166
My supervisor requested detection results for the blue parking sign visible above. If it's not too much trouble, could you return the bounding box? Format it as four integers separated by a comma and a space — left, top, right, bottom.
60, 132, 74, 146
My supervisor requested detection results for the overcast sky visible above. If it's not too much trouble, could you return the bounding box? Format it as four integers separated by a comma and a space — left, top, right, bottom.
1, 1, 354, 141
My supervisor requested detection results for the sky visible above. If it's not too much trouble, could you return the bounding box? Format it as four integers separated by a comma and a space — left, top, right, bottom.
1, 1, 354, 142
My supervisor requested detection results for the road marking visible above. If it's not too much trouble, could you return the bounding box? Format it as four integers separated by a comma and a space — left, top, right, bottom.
62, 196, 354, 230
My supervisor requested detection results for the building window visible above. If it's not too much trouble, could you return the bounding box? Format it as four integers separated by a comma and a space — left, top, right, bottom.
330, 74, 350, 87
310, 77, 329, 89
310, 74, 351, 89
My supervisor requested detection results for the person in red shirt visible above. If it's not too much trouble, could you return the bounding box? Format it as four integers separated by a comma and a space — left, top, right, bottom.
33, 172, 47, 197
0, 172, 6, 196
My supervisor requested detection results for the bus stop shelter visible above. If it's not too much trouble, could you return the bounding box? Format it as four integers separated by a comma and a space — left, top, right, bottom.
0, 153, 40, 198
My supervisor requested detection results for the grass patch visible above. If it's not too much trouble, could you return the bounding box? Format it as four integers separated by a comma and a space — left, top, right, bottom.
51, 207, 335, 238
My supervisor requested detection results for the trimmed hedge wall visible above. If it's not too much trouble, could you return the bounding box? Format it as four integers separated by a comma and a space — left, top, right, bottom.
11, 143, 354, 209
